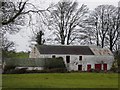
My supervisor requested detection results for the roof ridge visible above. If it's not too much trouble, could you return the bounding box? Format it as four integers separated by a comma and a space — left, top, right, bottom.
36, 44, 96, 47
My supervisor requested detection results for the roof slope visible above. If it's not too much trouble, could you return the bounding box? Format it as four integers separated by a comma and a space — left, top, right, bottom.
36, 45, 94, 55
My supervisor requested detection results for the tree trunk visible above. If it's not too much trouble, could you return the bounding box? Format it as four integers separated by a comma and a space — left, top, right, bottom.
101, 37, 104, 48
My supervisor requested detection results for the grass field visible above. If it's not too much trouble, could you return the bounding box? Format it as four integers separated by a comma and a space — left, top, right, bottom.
2, 73, 118, 89
3, 51, 29, 58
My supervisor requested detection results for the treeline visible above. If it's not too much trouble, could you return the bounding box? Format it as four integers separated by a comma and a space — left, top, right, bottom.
1, 0, 120, 52
35, 1, 120, 52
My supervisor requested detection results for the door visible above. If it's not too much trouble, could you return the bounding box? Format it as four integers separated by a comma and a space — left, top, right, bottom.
87, 64, 91, 71
95, 64, 101, 71
78, 65, 82, 71
103, 64, 107, 71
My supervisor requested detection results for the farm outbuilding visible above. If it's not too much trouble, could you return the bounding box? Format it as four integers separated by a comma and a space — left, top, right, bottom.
29, 45, 114, 71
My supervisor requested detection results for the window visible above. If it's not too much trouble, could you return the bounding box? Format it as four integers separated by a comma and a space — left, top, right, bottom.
66, 56, 70, 63
52, 55, 56, 58
79, 56, 82, 61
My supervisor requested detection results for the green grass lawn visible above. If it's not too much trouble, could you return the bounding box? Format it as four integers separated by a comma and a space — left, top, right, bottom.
3, 51, 29, 58
2, 73, 118, 89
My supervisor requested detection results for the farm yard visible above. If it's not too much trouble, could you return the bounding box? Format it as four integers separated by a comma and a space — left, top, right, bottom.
2, 73, 118, 89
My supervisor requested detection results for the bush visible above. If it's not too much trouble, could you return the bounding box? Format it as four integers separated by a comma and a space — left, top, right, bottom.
14, 68, 28, 74
110, 67, 119, 73
89, 69, 105, 73
3, 67, 67, 74
3, 65, 16, 74
89, 69, 95, 72
21, 68, 67, 73
32, 68, 67, 73
3, 67, 28, 74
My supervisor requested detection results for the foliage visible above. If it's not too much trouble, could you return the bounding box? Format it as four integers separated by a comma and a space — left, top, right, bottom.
3, 65, 16, 74
36, 31, 45, 45
111, 51, 120, 73
3, 57, 66, 73
2, 51, 29, 73
2, 73, 118, 88
3, 67, 27, 74
4, 68, 67, 74
4, 57, 65, 67
115, 52, 120, 72
115, 51, 120, 67
39, 68, 67, 73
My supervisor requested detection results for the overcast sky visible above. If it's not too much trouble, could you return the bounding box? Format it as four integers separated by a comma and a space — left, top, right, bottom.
9, 0, 120, 52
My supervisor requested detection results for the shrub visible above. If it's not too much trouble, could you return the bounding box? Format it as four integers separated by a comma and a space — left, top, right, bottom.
39, 68, 67, 73
14, 68, 28, 74
26, 68, 67, 73
3, 65, 16, 74
110, 67, 119, 73
89, 69, 95, 72
3, 67, 28, 74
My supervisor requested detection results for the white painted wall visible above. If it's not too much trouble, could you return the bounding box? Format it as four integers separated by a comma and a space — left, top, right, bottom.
38, 54, 114, 71
29, 47, 114, 71
84, 55, 114, 71
29, 46, 41, 58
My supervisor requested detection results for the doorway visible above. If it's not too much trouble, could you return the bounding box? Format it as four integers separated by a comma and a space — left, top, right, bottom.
87, 64, 91, 71
95, 64, 101, 71
66, 56, 70, 63
103, 64, 107, 71
78, 65, 82, 71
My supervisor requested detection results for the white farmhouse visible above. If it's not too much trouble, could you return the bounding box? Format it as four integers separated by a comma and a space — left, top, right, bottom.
29, 45, 114, 71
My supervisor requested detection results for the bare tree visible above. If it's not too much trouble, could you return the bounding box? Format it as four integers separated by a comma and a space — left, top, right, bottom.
1, 0, 50, 32
0, 0, 51, 52
47, 0, 88, 45
86, 5, 120, 51
94, 5, 110, 48
105, 6, 120, 51
84, 10, 100, 46
2, 34, 15, 51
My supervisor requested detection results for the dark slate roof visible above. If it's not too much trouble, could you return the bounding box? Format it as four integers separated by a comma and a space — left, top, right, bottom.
36, 45, 94, 55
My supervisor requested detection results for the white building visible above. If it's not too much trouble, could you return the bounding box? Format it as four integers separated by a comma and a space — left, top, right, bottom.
29, 45, 114, 71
